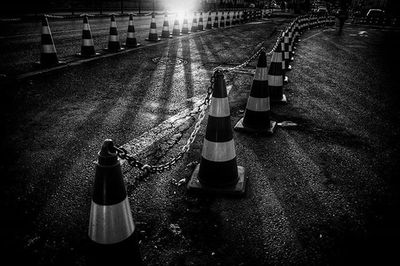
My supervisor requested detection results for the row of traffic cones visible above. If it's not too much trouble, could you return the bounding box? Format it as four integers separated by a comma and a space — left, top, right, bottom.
38, 11, 248, 67
189, 14, 336, 193
86, 14, 335, 262
39, 14, 140, 66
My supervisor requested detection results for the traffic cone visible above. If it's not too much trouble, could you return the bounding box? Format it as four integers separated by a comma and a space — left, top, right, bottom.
107, 14, 123, 52
125, 14, 141, 48
77, 15, 99, 57
198, 12, 204, 31
220, 11, 225, 27
226, 11, 231, 26
268, 40, 287, 103
191, 12, 198, 33
172, 15, 181, 36
39, 15, 59, 66
181, 13, 190, 34
187, 70, 247, 195
146, 12, 161, 42
234, 51, 276, 134
206, 11, 212, 29
232, 11, 236, 25
160, 12, 172, 38
213, 11, 219, 28
287, 26, 295, 57
282, 32, 292, 71
89, 139, 135, 244
88, 139, 142, 265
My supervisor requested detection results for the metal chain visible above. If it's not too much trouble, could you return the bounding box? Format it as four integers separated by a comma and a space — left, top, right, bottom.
218, 28, 284, 73
114, 19, 293, 177
115, 72, 216, 175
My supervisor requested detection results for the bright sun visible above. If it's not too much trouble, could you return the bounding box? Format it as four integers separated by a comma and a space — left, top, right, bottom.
164, 0, 200, 14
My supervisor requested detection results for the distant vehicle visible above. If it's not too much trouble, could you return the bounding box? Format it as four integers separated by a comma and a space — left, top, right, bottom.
316, 6, 328, 15
366, 9, 384, 18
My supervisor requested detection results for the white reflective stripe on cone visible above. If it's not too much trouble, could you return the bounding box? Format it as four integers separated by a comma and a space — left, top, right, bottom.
209, 97, 230, 117
246, 96, 270, 112
163, 26, 168, 30
202, 139, 236, 162
88, 197, 135, 244
42, 26, 50, 34
284, 51, 289, 58
109, 35, 118, 42
150, 28, 157, 34
127, 32, 135, 38
83, 23, 90, 30
254, 67, 268, 81
82, 39, 94, 46
111, 21, 117, 27
41, 44, 56, 53
272, 52, 282, 62
268, 75, 283, 86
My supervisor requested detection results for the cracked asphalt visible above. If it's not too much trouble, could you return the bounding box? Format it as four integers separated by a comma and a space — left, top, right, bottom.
1, 17, 400, 266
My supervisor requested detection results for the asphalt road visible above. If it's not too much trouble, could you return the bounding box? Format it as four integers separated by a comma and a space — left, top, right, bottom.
1, 18, 400, 265
0, 11, 258, 76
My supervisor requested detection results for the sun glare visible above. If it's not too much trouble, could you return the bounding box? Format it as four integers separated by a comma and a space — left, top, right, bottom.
164, 0, 199, 14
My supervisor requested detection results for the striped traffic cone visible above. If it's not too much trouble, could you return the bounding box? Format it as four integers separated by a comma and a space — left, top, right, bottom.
39, 15, 59, 66
213, 11, 219, 28
88, 140, 142, 265
206, 11, 212, 29
172, 15, 181, 36
107, 14, 123, 52
187, 70, 247, 195
220, 11, 225, 27
125, 14, 141, 48
232, 11, 236, 25
198, 12, 204, 31
226, 11, 231, 26
234, 51, 276, 134
287, 26, 295, 57
181, 13, 190, 34
191, 12, 198, 33
282, 32, 292, 71
146, 13, 161, 42
77, 15, 98, 57
160, 13, 172, 38
268, 41, 287, 103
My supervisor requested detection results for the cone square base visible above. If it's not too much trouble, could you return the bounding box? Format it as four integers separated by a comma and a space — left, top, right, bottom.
234, 118, 277, 135
34, 60, 66, 68
145, 38, 161, 42
124, 43, 141, 49
103, 47, 126, 53
76, 52, 100, 58
271, 94, 287, 104
187, 165, 246, 196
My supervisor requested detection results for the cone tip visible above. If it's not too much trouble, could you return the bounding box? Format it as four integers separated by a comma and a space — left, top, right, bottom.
99, 139, 117, 157
257, 51, 267, 67
42, 15, 48, 25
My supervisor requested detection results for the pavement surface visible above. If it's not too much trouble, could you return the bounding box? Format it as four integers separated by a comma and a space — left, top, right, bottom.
1, 17, 400, 266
